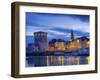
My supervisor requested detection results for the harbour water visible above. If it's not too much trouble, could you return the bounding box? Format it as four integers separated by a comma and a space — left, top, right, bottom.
26, 48, 89, 67
26, 56, 89, 67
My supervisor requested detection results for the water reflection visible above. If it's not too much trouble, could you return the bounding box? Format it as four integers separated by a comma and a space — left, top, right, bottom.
26, 56, 89, 67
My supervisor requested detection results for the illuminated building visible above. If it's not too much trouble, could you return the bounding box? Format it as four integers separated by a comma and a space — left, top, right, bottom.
26, 30, 90, 67
67, 30, 89, 51
67, 41, 76, 51
47, 45, 55, 51
33, 31, 89, 52
86, 41, 90, 48
47, 39, 56, 51
67, 30, 77, 51
34, 31, 47, 52
48, 39, 66, 51
76, 36, 89, 49
54, 39, 66, 51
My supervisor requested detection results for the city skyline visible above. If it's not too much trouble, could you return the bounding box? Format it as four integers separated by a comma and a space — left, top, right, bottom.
26, 12, 90, 67
26, 31, 90, 67
26, 12, 90, 44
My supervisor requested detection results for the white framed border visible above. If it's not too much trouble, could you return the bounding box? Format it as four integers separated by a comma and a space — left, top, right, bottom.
19, 5, 96, 75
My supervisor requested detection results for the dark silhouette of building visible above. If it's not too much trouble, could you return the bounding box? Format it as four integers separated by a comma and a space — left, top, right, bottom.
34, 31, 48, 52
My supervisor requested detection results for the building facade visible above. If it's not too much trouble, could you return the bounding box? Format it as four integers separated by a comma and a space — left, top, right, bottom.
34, 31, 48, 52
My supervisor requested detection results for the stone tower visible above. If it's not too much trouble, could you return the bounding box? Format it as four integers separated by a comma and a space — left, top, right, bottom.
34, 31, 48, 52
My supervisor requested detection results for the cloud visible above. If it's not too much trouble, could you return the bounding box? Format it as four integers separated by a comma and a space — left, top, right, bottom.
26, 13, 90, 39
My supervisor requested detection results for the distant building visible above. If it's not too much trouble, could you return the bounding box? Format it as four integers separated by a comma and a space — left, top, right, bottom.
54, 39, 66, 51
67, 41, 78, 51
47, 45, 55, 51
67, 35, 90, 51
47, 39, 67, 51
32, 31, 89, 52
34, 31, 48, 52
47, 39, 56, 51
75, 36, 90, 48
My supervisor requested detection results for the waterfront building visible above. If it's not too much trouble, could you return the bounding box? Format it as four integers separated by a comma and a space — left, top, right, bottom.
34, 31, 48, 52
47, 39, 66, 51
67, 31, 89, 51
47, 45, 55, 51
75, 36, 90, 49
47, 39, 56, 51
33, 31, 89, 53
54, 39, 66, 51
26, 31, 90, 67
32, 44, 39, 52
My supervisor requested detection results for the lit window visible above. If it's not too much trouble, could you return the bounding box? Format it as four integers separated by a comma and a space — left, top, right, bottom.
87, 41, 90, 45
77, 40, 80, 43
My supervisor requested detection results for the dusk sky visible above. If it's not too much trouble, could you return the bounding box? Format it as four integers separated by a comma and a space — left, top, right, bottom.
26, 12, 90, 44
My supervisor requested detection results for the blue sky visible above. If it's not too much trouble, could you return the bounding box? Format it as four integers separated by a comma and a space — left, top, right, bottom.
26, 12, 90, 43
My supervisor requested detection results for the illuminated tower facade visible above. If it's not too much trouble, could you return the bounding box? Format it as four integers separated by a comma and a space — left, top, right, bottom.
70, 30, 74, 41
34, 31, 48, 52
